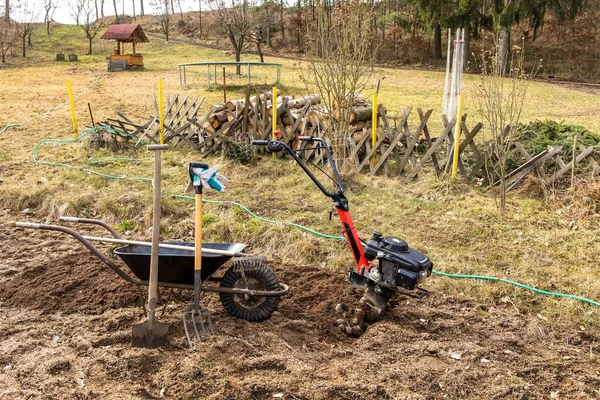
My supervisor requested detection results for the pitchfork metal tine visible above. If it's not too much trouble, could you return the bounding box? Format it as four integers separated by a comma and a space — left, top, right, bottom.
183, 309, 215, 348
199, 309, 215, 336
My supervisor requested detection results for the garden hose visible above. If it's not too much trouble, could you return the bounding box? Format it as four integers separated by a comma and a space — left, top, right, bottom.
32, 126, 152, 182
171, 196, 600, 309
28, 130, 600, 309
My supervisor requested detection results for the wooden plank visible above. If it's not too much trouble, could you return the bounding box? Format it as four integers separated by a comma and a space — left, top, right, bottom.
351, 129, 371, 170
242, 84, 251, 137
116, 112, 134, 124
288, 102, 312, 138
407, 121, 455, 180
418, 108, 440, 176
167, 95, 189, 126
501, 146, 563, 189
376, 108, 429, 174
252, 96, 259, 136
555, 155, 567, 169
358, 108, 412, 172
549, 147, 594, 183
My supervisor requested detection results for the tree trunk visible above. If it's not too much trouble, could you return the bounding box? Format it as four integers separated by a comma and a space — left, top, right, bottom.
198, 0, 202, 37
170, 0, 174, 15
463, 17, 471, 66
499, 27, 510, 76
280, 0, 284, 39
132, 0, 136, 20
140, 0, 144, 16
256, 42, 264, 62
27, 31, 32, 46
433, 23, 442, 59
95, 0, 99, 19
21, 35, 25, 57
88, 36, 93, 55
235, 46, 242, 74
101, 0, 105, 18
4, 0, 9, 21
113, 0, 119, 22
47, 19, 51, 35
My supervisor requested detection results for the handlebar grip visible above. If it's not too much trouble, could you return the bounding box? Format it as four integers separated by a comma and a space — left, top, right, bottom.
298, 136, 313, 142
16, 222, 41, 229
59, 216, 79, 223
251, 140, 269, 146
188, 162, 209, 182
189, 162, 209, 170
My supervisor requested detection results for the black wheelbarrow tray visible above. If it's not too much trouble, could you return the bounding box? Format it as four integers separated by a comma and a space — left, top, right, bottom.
16, 217, 289, 322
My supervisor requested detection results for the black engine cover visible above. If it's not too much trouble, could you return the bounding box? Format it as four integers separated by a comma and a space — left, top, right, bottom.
364, 232, 432, 273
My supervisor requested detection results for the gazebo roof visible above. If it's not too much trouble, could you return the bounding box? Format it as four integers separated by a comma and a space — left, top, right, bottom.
101, 24, 149, 43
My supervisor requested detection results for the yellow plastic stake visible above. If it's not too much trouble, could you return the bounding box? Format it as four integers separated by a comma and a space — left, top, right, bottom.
272, 86, 277, 158
66, 80, 78, 138
158, 78, 164, 144
371, 92, 378, 164
451, 94, 465, 178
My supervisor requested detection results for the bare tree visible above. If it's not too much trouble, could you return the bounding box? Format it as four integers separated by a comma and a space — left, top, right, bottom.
14, 0, 38, 57
113, 0, 119, 22
198, 0, 202, 37
0, 11, 17, 61
252, 1, 278, 50
208, 0, 251, 74
4, 0, 9, 22
473, 37, 539, 211
43, 0, 56, 34
71, 0, 84, 25
152, 0, 171, 41
250, 3, 278, 60
72, 0, 107, 54
303, 0, 378, 166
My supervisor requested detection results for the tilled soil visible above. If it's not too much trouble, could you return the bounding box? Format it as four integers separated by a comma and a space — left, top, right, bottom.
1, 217, 599, 399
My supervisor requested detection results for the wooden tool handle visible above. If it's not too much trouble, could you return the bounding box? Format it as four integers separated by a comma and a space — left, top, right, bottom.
194, 191, 203, 271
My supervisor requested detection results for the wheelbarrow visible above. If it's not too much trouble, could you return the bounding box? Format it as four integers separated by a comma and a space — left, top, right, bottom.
15, 217, 289, 322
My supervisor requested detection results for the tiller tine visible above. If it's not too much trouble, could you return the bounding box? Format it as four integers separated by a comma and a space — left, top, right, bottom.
182, 307, 215, 348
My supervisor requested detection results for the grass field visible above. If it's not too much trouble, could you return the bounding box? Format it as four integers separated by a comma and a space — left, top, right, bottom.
2, 23, 600, 327
1, 22, 600, 399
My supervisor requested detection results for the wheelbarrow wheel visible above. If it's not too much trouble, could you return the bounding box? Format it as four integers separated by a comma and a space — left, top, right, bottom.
219, 257, 280, 322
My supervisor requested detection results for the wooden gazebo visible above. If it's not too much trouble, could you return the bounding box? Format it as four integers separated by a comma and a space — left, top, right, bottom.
101, 24, 149, 70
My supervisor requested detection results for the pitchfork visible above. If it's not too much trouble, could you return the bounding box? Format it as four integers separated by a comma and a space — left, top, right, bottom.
182, 162, 226, 347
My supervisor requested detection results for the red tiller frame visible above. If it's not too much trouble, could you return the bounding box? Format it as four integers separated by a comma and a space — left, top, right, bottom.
337, 208, 371, 273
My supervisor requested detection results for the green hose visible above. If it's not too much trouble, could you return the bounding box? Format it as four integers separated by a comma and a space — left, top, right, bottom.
32, 126, 152, 182
172, 194, 345, 240
432, 270, 600, 307
170, 195, 599, 309
28, 130, 600, 309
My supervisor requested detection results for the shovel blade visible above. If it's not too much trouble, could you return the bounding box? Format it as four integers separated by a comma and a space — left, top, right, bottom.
131, 320, 170, 348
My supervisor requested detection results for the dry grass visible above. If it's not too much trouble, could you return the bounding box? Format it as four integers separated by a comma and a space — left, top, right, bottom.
1, 24, 599, 329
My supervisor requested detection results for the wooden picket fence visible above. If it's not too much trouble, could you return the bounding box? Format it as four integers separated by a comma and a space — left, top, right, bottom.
346, 106, 484, 179
501, 142, 600, 191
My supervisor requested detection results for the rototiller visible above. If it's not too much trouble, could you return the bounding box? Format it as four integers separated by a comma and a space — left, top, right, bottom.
253, 137, 433, 318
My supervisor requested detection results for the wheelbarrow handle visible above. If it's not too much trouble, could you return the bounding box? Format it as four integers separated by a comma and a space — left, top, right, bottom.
16, 222, 41, 229
15, 222, 141, 286
59, 216, 121, 239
